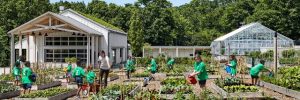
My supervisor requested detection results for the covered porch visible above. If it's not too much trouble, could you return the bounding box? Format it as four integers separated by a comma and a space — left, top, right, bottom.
9, 12, 102, 68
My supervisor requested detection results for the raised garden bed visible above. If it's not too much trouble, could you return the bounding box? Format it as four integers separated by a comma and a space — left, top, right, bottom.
32, 81, 61, 90
90, 84, 139, 99
16, 87, 76, 100
212, 78, 263, 99
259, 81, 300, 99
108, 75, 119, 81
0, 82, 20, 99
159, 77, 193, 99
0, 90, 20, 99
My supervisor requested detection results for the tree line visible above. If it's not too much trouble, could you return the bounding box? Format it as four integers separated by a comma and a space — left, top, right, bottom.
0, 0, 300, 66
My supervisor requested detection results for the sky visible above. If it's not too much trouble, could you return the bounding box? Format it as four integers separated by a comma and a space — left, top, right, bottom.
49, 0, 192, 6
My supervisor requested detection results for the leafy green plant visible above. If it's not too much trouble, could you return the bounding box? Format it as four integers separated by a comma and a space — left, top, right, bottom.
132, 71, 150, 77
161, 78, 186, 86
261, 66, 300, 91
0, 82, 18, 93
91, 84, 136, 100
223, 85, 258, 93
19, 87, 71, 98
0, 74, 14, 82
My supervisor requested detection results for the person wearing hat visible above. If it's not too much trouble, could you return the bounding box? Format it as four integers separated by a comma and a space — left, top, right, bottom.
190, 55, 208, 89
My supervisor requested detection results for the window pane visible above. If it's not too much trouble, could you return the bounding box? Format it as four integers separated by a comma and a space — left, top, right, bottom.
54, 37, 60, 41
46, 37, 53, 41
77, 37, 83, 41
61, 42, 68, 45
54, 54, 61, 58
77, 49, 85, 53
46, 54, 53, 57
46, 49, 53, 53
45, 59, 53, 62
54, 49, 61, 53
61, 37, 68, 41
46, 42, 53, 45
77, 42, 84, 45
69, 42, 76, 45
69, 49, 76, 53
54, 42, 61, 45
69, 54, 76, 57
62, 49, 68, 53
69, 37, 76, 41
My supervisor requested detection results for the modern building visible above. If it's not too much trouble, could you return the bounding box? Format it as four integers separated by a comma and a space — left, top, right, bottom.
211, 22, 294, 56
143, 46, 210, 58
9, 9, 128, 67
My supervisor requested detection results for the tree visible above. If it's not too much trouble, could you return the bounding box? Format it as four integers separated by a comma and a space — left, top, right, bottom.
128, 9, 144, 56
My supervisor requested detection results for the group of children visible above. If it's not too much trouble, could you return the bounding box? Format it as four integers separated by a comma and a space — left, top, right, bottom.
12, 56, 34, 94
225, 55, 270, 85
65, 60, 96, 97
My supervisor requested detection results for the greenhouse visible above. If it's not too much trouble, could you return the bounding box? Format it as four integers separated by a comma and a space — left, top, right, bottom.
211, 22, 294, 56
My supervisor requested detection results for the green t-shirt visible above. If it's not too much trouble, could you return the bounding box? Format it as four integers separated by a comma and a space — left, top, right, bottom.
86, 71, 96, 83
126, 59, 134, 71
67, 64, 72, 72
230, 60, 237, 75
22, 66, 32, 84
72, 66, 85, 77
167, 59, 175, 66
13, 66, 21, 76
250, 64, 264, 76
194, 61, 208, 81
150, 59, 157, 72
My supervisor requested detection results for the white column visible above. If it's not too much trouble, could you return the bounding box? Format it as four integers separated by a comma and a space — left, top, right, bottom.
142, 47, 145, 57
193, 48, 196, 57
26, 34, 29, 61
19, 33, 22, 56
10, 34, 15, 68
95, 36, 99, 62
159, 48, 162, 54
91, 36, 95, 66
87, 35, 90, 66
176, 47, 179, 57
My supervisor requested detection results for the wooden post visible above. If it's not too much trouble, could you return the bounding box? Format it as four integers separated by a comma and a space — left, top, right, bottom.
10, 33, 15, 71
274, 32, 278, 75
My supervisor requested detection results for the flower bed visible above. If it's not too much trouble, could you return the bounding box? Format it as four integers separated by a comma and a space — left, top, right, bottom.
0, 82, 20, 99
16, 87, 76, 100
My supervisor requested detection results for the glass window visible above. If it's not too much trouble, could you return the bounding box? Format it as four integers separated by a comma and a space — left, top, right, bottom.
120, 48, 123, 57
54, 42, 61, 45
61, 42, 68, 45
69, 42, 76, 45
61, 37, 68, 41
69, 37, 76, 41
69, 49, 76, 53
54, 37, 60, 41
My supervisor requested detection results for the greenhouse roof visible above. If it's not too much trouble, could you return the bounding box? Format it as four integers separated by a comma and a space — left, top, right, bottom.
213, 22, 293, 42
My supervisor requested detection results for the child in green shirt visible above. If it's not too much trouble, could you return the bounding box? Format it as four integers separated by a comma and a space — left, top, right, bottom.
13, 61, 21, 85
167, 58, 175, 69
86, 66, 96, 95
190, 55, 208, 89
250, 60, 268, 85
126, 56, 134, 79
21, 61, 33, 94
72, 60, 85, 96
65, 62, 72, 83
226, 55, 237, 77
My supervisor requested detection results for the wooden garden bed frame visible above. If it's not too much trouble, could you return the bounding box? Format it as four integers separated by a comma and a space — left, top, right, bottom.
32, 81, 61, 90
259, 81, 300, 99
15, 89, 77, 100
0, 90, 20, 99
210, 82, 263, 99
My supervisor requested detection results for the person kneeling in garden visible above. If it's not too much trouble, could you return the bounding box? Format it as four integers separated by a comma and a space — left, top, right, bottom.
167, 57, 175, 69
126, 56, 135, 79
72, 60, 85, 97
21, 61, 33, 94
86, 65, 96, 96
250, 60, 269, 85
65, 62, 72, 83
190, 55, 208, 90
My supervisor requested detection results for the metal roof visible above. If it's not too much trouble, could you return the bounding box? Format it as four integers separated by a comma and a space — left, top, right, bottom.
214, 23, 257, 41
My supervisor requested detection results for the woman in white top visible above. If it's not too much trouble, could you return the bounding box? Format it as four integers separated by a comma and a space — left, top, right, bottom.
98, 50, 111, 87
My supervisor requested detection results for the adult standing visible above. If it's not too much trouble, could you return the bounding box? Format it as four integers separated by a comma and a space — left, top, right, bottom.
227, 55, 237, 77
98, 50, 111, 88
21, 61, 32, 94
190, 55, 208, 89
